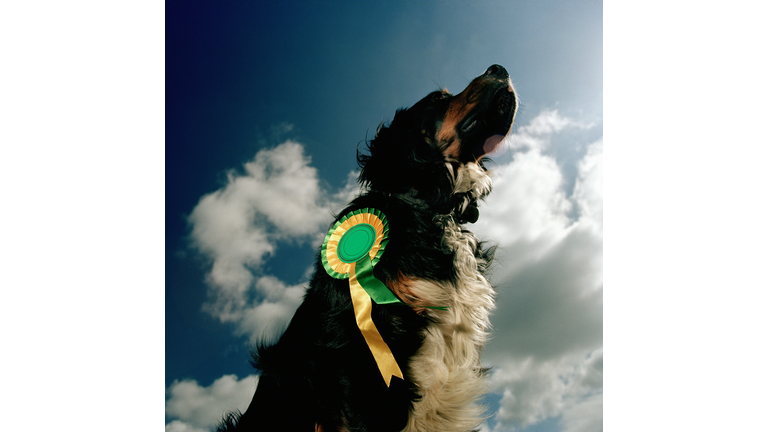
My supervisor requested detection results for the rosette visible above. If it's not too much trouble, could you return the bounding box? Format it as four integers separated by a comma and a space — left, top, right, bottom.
321, 208, 403, 386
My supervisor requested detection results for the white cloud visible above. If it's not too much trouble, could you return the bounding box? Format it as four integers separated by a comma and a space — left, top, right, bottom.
188, 140, 360, 337
503, 109, 594, 152
236, 141, 333, 237
559, 392, 603, 432
491, 359, 567, 428
573, 138, 603, 230
234, 275, 306, 338
476, 148, 572, 248
519, 109, 592, 136
488, 349, 602, 432
166, 374, 258, 430
472, 111, 602, 432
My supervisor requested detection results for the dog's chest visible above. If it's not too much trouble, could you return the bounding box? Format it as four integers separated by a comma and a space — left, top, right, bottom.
403, 220, 495, 432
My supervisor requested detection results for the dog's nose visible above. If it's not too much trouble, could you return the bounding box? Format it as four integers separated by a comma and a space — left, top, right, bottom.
482, 64, 509, 80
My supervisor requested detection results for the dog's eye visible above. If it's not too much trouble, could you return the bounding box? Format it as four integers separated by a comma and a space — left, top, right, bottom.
461, 120, 477, 132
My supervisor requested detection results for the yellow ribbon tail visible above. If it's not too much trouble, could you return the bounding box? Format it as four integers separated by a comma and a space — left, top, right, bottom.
349, 263, 403, 387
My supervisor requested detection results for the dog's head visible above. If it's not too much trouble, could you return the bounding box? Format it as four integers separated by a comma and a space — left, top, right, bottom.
358, 65, 517, 222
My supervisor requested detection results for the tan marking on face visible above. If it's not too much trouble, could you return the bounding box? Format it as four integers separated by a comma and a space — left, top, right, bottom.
437, 102, 474, 158
435, 79, 490, 159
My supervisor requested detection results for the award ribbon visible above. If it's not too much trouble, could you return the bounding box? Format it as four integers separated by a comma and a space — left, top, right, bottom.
321, 208, 402, 386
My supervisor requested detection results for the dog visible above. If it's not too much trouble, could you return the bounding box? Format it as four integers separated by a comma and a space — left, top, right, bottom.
216, 65, 517, 432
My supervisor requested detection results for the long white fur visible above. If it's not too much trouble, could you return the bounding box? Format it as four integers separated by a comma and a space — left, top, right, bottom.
402, 162, 496, 432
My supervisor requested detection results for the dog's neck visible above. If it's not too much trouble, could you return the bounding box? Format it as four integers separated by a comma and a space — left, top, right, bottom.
379, 162, 491, 224
447, 162, 492, 223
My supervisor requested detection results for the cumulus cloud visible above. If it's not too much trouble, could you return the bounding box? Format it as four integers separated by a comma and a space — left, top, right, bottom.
573, 138, 603, 230
486, 349, 602, 431
166, 374, 259, 430
233, 275, 306, 338
187, 140, 360, 336
559, 392, 602, 432
471, 109, 603, 431
476, 148, 572, 248
502, 109, 594, 152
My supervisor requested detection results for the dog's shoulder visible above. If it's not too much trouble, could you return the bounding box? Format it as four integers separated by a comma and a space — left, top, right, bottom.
342, 193, 454, 281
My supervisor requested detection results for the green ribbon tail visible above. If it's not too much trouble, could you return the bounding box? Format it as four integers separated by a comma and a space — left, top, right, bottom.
354, 257, 450, 310
354, 256, 403, 305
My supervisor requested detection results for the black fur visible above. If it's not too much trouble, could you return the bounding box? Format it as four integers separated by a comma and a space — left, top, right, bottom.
214, 65, 516, 432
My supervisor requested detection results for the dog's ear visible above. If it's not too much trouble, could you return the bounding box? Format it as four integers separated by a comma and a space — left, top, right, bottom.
357, 109, 415, 193
357, 110, 454, 209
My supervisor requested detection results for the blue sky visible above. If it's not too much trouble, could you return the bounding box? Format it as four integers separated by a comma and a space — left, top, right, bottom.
5, 1, 768, 431
165, 1, 602, 431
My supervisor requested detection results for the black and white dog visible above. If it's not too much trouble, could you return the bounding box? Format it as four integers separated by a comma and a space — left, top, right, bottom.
217, 65, 517, 432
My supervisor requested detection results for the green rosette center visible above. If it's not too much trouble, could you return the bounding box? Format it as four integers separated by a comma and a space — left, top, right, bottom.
337, 223, 376, 263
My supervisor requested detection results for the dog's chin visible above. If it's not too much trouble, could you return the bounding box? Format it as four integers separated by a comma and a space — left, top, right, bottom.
462, 89, 516, 160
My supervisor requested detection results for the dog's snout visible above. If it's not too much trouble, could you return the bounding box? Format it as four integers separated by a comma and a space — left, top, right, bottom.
482, 64, 509, 81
